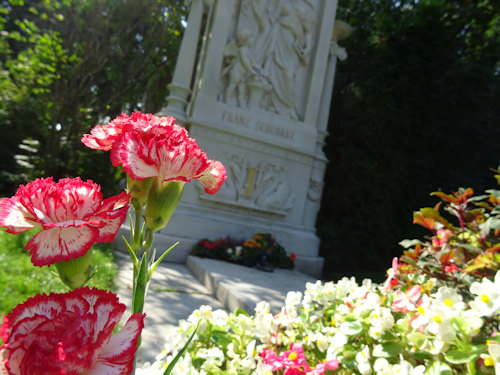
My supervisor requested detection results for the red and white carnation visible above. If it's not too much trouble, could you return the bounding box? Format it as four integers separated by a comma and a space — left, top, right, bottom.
0, 177, 130, 266
0, 287, 144, 375
82, 112, 226, 194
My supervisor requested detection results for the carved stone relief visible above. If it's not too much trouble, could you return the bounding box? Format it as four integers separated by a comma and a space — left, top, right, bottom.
220, 0, 317, 121
197, 153, 296, 215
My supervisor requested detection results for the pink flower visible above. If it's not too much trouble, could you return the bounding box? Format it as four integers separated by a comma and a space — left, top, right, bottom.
444, 263, 459, 273
310, 359, 340, 375
0, 177, 130, 267
383, 257, 400, 291
259, 348, 284, 371
431, 228, 453, 249
282, 343, 311, 373
0, 287, 144, 375
391, 285, 421, 313
82, 112, 226, 194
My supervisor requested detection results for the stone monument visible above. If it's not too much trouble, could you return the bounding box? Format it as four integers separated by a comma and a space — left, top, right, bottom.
148, 0, 347, 278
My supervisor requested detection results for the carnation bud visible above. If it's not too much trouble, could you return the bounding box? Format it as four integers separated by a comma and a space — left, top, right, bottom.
127, 175, 154, 209
55, 248, 93, 289
144, 180, 184, 233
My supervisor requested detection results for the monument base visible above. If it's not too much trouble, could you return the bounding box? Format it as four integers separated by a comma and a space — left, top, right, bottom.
114, 202, 324, 279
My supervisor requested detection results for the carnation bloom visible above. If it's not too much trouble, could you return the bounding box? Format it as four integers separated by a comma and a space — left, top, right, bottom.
0, 287, 144, 375
0, 177, 130, 266
81, 112, 226, 195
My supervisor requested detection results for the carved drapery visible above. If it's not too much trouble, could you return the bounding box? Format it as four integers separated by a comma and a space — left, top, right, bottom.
220, 0, 317, 121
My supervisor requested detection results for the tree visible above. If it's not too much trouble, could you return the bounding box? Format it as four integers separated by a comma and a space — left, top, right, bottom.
318, 0, 500, 279
0, 0, 188, 195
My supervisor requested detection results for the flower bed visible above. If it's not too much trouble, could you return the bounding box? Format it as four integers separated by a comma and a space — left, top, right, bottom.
141, 171, 500, 374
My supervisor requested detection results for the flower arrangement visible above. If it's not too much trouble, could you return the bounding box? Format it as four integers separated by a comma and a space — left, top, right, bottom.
141, 172, 500, 374
0, 112, 226, 374
190, 232, 295, 271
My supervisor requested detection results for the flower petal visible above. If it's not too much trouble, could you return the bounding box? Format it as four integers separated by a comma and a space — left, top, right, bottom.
0, 350, 8, 375
86, 313, 145, 375
81, 122, 125, 151
197, 160, 227, 194
0, 197, 39, 234
91, 192, 130, 243
120, 132, 160, 180
26, 226, 99, 266
1, 288, 135, 374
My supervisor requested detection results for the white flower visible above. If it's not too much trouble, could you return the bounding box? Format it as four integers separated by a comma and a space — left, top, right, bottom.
469, 272, 500, 316
198, 347, 225, 372
356, 345, 372, 375
411, 294, 432, 330
335, 276, 359, 298
392, 358, 425, 375
285, 291, 303, 317
329, 331, 348, 350
303, 280, 323, 306
433, 286, 465, 314
486, 342, 500, 373
307, 332, 329, 352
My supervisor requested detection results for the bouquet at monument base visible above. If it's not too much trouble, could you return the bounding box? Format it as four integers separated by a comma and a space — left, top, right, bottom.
190, 232, 295, 271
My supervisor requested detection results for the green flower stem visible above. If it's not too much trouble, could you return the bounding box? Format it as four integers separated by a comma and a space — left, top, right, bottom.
131, 202, 144, 254
128, 179, 184, 374
132, 251, 149, 316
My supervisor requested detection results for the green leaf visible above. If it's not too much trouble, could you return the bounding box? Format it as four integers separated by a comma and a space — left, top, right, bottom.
399, 239, 422, 248
444, 346, 485, 364
340, 321, 363, 336
372, 342, 403, 358
412, 351, 433, 361
407, 332, 427, 348
212, 332, 232, 347
380, 331, 399, 341
424, 362, 453, 375
148, 242, 179, 279
234, 308, 249, 316
163, 323, 199, 375
121, 235, 139, 272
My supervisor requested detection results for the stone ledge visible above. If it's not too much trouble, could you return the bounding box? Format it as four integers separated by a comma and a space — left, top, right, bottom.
186, 255, 318, 314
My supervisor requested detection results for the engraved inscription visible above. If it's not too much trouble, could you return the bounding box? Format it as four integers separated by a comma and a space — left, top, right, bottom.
255, 120, 294, 140
221, 110, 251, 127
221, 110, 295, 141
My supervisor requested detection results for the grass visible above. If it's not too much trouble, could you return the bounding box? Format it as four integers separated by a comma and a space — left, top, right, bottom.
0, 228, 118, 317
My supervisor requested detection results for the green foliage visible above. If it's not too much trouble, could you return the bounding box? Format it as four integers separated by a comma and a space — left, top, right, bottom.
0, 0, 188, 196
0, 229, 118, 317
398, 170, 500, 293
318, 0, 500, 279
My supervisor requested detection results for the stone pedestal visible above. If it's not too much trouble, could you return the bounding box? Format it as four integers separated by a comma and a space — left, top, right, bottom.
136, 0, 348, 278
